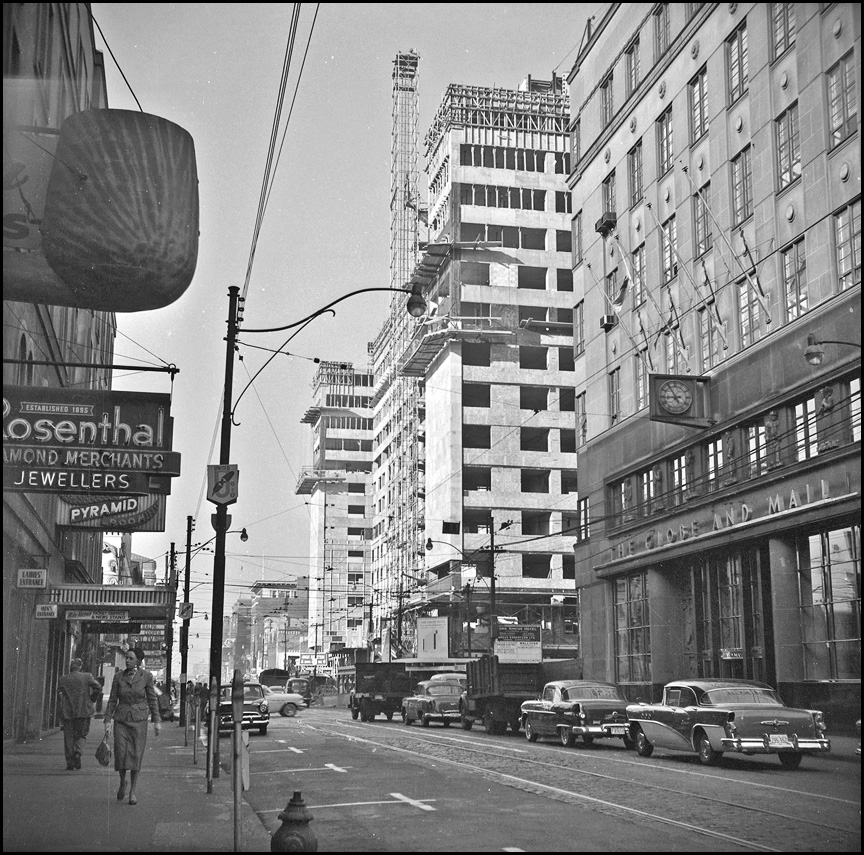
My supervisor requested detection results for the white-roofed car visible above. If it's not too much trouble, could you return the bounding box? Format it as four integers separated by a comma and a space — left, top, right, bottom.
261, 684, 306, 717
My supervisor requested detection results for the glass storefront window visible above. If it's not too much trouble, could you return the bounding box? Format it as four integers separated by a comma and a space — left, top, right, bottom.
797, 525, 861, 680
614, 572, 651, 686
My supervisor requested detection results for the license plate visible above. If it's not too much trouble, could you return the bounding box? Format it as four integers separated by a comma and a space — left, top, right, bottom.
605, 726, 627, 735
769, 733, 791, 746
374, 695, 384, 700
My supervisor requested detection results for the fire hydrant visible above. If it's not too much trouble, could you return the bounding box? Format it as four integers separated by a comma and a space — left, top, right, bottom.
271, 791, 317, 852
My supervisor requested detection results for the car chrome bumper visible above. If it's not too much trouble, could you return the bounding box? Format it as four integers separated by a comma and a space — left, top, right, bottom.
721, 736, 831, 753
571, 724, 630, 738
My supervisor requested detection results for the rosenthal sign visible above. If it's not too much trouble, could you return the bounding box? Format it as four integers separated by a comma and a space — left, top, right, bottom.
3, 386, 178, 495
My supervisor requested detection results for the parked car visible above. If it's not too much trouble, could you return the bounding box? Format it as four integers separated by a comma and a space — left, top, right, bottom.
402, 680, 463, 727
218, 682, 270, 735
626, 679, 830, 768
521, 680, 633, 747
261, 685, 306, 717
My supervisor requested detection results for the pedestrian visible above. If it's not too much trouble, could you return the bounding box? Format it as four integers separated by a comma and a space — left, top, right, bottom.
104, 647, 161, 805
58, 658, 101, 771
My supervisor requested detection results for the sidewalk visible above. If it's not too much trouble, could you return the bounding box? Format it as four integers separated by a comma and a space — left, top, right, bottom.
2, 719, 273, 852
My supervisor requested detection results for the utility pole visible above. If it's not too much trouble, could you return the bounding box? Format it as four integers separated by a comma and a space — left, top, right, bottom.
489, 526, 496, 650
209, 285, 242, 778
179, 515, 194, 727
165, 543, 176, 697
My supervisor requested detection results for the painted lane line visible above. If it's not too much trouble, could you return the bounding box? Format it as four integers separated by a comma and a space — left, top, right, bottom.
251, 765, 352, 775
502, 848, 526, 852
340, 721, 528, 754
252, 747, 304, 754
391, 792, 437, 811
257, 797, 437, 814
313, 727, 779, 852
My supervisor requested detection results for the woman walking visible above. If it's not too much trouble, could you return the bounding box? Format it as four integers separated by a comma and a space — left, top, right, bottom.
104, 647, 161, 805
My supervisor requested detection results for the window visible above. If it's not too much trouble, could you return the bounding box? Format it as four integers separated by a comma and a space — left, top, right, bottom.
463, 382, 491, 408
576, 392, 587, 447
626, 37, 640, 97
561, 469, 578, 493
559, 387, 575, 412
602, 170, 616, 214
519, 346, 547, 370
661, 215, 677, 283
794, 393, 818, 461
463, 424, 491, 449
600, 74, 613, 126
632, 244, 645, 305
727, 22, 748, 104
556, 191, 572, 214
782, 238, 808, 320
556, 229, 572, 253
835, 199, 861, 291
797, 526, 861, 680
519, 306, 547, 325
522, 554, 552, 579
521, 469, 550, 493
638, 467, 655, 516
554, 152, 571, 174
693, 183, 712, 256
738, 277, 762, 347
614, 572, 650, 684
576, 496, 591, 542
462, 261, 490, 286
463, 342, 490, 366
609, 367, 621, 426
827, 54, 856, 148
522, 511, 551, 536
672, 452, 688, 505
731, 146, 752, 225
518, 266, 547, 289
654, 3, 670, 58
665, 328, 683, 374
348, 505, 365, 515
771, 3, 795, 59
520, 386, 548, 411
686, 3, 704, 21
690, 66, 709, 142
776, 103, 801, 190
573, 301, 584, 356
699, 306, 722, 370
628, 140, 643, 207
707, 436, 724, 491
562, 554, 576, 580
520, 427, 549, 452
635, 352, 648, 410
572, 118, 581, 165
657, 107, 673, 176
572, 211, 583, 264
746, 421, 768, 479
348, 572, 364, 586
558, 346, 575, 372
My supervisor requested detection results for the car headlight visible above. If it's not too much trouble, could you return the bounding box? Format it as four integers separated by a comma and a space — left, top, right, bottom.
260, 702, 269, 713
813, 711, 826, 733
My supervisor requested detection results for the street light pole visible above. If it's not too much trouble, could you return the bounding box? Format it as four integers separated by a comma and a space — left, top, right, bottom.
179, 514, 194, 727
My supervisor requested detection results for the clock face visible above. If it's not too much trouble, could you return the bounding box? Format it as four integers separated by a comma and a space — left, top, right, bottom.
658, 379, 693, 414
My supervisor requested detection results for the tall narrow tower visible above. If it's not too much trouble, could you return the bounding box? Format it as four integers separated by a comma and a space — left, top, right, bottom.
368, 51, 425, 657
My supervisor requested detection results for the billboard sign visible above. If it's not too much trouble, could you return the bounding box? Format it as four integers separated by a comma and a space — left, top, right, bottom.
416, 616, 449, 661
495, 624, 542, 663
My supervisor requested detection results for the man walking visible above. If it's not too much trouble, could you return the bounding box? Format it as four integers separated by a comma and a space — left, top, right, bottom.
58, 658, 101, 770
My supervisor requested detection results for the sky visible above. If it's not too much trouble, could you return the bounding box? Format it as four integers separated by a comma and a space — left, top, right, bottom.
90, 2, 598, 673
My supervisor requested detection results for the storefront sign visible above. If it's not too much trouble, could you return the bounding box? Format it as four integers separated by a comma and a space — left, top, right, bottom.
36, 604, 59, 619
609, 478, 835, 563
17, 568, 47, 588
67, 611, 130, 622
495, 624, 542, 663
82, 622, 141, 634
3, 386, 178, 497
56, 493, 167, 532
721, 648, 743, 659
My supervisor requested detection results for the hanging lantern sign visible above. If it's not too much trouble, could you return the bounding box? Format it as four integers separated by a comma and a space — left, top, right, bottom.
5, 108, 199, 311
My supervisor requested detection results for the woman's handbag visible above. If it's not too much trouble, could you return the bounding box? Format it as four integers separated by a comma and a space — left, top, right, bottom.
95, 729, 113, 767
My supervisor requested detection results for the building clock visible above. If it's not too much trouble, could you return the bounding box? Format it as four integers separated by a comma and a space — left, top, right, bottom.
657, 378, 693, 414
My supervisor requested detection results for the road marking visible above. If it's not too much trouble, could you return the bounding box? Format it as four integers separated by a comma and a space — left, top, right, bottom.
342, 721, 528, 754
257, 796, 436, 814
391, 792, 436, 811
502, 849, 525, 852
252, 747, 304, 754
251, 765, 352, 775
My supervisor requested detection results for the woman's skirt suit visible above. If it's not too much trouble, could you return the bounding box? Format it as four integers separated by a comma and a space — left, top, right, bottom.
105, 667, 160, 771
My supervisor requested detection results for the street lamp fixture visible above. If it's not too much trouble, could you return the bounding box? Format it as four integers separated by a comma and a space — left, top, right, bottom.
804, 333, 861, 366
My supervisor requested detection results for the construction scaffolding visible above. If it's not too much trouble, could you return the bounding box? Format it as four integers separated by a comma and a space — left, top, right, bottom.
369, 51, 426, 657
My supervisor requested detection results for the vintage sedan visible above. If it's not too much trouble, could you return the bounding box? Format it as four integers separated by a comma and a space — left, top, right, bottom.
218, 682, 270, 735
627, 679, 830, 768
261, 684, 306, 717
402, 680, 463, 727
521, 680, 633, 747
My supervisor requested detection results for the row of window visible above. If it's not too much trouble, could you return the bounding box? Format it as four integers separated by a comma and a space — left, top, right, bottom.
461, 221, 572, 253
459, 143, 570, 175
607, 375, 860, 529
460, 261, 574, 292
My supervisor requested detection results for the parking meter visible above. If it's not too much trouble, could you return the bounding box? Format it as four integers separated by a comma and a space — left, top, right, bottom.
232, 668, 244, 723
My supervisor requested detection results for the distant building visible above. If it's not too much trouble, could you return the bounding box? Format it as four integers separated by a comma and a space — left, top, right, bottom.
249, 579, 309, 673
567, 3, 860, 726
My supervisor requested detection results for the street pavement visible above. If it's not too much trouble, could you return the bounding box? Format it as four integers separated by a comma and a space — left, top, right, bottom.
2, 715, 274, 852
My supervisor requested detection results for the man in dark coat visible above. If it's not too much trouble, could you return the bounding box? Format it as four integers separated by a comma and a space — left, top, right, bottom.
58, 658, 101, 770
